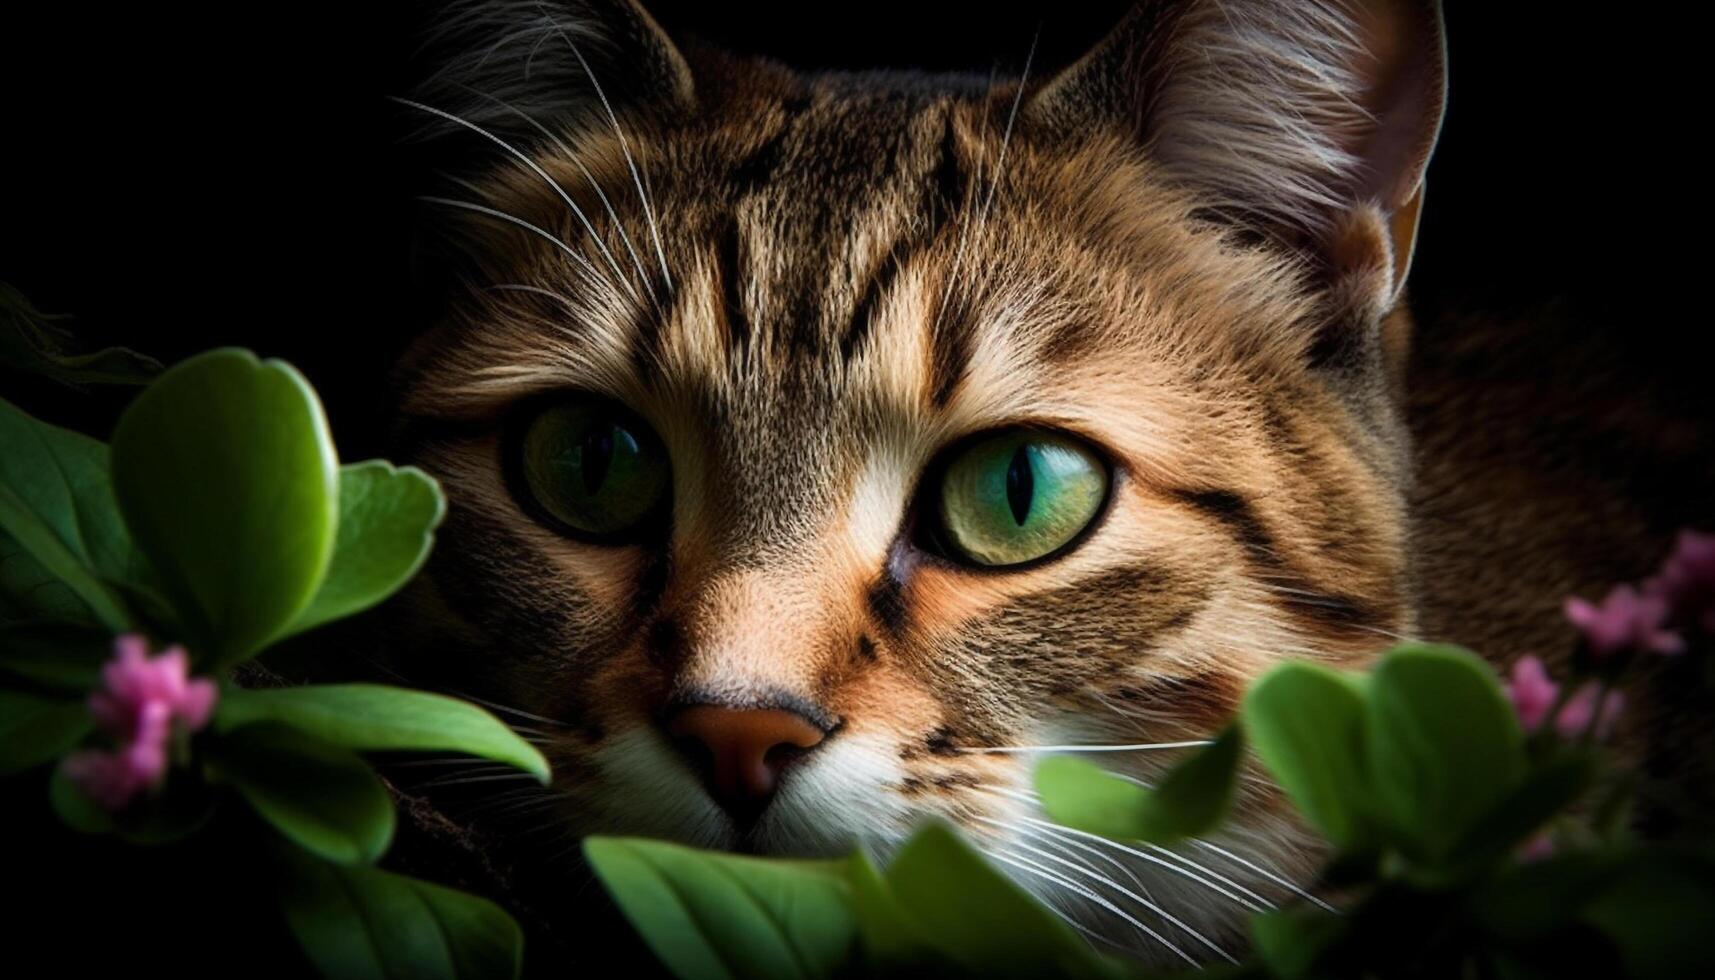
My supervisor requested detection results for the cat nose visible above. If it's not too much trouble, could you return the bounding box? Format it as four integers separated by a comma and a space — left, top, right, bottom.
665, 705, 827, 820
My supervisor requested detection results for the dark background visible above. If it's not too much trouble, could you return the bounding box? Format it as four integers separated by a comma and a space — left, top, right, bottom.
0, 1, 1697, 443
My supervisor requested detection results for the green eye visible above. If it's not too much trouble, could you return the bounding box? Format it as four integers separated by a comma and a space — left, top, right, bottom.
934, 430, 1109, 567
513, 399, 669, 539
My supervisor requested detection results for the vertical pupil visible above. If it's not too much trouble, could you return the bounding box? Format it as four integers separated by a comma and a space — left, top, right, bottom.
580, 423, 615, 495
1005, 443, 1034, 526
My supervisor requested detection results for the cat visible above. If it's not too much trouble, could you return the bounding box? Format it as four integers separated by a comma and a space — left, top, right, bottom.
371, 0, 1711, 965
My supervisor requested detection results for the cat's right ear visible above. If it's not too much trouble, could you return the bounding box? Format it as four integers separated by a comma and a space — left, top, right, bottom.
1026, 0, 1445, 315
407, 0, 695, 140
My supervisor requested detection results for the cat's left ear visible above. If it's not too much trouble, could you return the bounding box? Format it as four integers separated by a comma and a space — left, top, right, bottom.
1028, 0, 1446, 313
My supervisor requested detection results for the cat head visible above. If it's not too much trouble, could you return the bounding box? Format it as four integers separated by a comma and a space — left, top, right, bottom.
388, 0, 1443, 954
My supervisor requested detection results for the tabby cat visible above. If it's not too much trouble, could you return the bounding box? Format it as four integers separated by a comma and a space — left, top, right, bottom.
373, 0, 1702, 964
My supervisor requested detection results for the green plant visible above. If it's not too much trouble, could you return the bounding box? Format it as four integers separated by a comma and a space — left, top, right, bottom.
2, 349, 545, 978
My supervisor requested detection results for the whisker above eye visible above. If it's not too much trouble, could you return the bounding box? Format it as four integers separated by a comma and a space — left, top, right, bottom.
393, 96, 639, 303
537, 4, 673, 291
955, 740, 1214, 754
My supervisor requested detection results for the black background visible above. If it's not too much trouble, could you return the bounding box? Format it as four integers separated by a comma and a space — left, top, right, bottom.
0, 1, 1698, 443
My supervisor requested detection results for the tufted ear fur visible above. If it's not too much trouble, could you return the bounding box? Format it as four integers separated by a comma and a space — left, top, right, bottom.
407, 0, 695, 144
1027, 0, 1446, 317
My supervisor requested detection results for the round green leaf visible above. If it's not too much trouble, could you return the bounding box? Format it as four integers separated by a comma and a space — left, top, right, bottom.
215, 684, 549, 783
1243, 662, 1374, 850
584, 836, 857, 980
0, 689, 92, 774
1366, 644, 1525, 862
213, 722, 394, 865
285, 462, 445, 637
0, 396, 139, 630
111, 349, 338, 665
881, 823, 1123, 979
1035, 727, 1242, 844
275, 846, 523, 980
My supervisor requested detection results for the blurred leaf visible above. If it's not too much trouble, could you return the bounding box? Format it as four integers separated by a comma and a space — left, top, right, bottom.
111, 349, 338, 666
882, 823, 1123, 979
0, 688, 91, 774
276, 845, 522, 980
1582, 850, 1715, 977
1367, 644, 1525, 862
844, 850, 946, 972
216, 684, 548, 782
283, 462, 444, 637
1250, 905, 1344, 980
0, 283, 160, 387
0, 396, 138, 630
1452, 755, 1594, 869
1242, 662, 1374, 850
584, 836, 857, 980
211, 722, 393, 865
1470, 852, 1618, 941
1036, 726, 1243, 844
0, 621, 111, 692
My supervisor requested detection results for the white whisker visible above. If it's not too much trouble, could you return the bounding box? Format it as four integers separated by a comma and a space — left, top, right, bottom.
457, 85, 662, 310
957, 740, 1213, 754
538, 4, 673, 290
985, 847, 1197, 966
394, 97, 637, 302
981, 819, 1236, 963
1192, 840, 1336, 912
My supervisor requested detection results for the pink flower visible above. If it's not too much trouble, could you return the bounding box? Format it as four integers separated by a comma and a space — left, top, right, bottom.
1555, 683, 1624, 740
1517, 833, 1556, 863
1563, 585, 1684, 659
1647, 529, 1715, 635
1506, 656, 1559, 730
61, 635, 217, 812
88, 634, 217, 735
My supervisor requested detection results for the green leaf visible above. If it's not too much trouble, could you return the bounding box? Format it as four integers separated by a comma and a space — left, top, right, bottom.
215, 684, 548, 783
1452, 754, 1594, 869
585, 837, 857, 980
844, 850, 946, 972
1366, 644, 1525, 862
0, 396, 137, 630
0, 689, 91, 774
276, 846, 523, 980
882, 822, 1122, 979
1036, 727, 1243, 844
1581, 850, 1715, 977
211, 722, 394, 865
1250, 905, 1345, 980
1242, 662, 1374, 850
0, 621, 112, 692
0, 283, 161, 387
111, 349, 339, 665
283, 462, 445, 637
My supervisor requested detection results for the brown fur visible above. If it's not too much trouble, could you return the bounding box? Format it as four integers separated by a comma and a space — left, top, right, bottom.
365, 0, 1705, 963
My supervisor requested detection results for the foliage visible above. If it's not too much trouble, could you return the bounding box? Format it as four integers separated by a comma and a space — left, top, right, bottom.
1, 348, 541, 978
4, 329, 1711, 978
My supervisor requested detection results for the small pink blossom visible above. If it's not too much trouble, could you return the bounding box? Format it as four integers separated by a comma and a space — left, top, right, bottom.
1506, 656, 1559, 730
61, 635, 217, 812
1647, 529, 1715, 635
1563, 585, 1684, 659
88, 634, 217, 735
1517, 833, 1556, 863
1555, 682, 1624, 740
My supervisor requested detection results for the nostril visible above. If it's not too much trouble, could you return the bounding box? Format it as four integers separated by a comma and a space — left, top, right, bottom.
664, 704, 828, 821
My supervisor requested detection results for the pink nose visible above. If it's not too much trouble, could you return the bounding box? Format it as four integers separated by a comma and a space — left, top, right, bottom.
666, 705, 827, 820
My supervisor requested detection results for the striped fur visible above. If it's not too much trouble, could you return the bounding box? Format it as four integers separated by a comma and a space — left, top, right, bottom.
383, 0, 1448, 961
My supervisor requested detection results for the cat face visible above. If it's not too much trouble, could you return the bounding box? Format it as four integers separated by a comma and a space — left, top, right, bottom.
388, 0, 1443, 957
